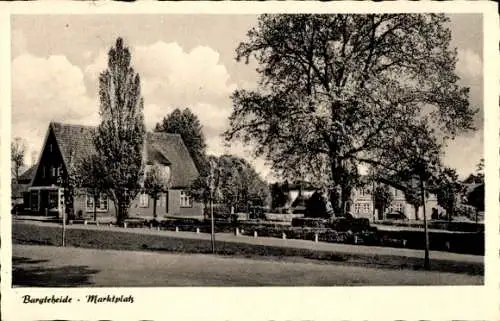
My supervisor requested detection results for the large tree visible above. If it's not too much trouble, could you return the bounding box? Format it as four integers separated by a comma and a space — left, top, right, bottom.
11, 137, 26, 182
225, 14, 477, 216
93, 37, 146, 224
155, 108, 207, 173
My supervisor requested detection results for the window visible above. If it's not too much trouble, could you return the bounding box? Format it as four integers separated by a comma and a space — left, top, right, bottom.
363, 203, 370, 213
395, 203, 404, 213
48, 190, 58, 210
159, 193, 167, 207
139, 193, 149, 208
354, 203, 361, 213
51, 166, 59, 178
42, 166, 46, 178
49, 144, 53, 152
99, 194, 108, 211
86, 195, 94, 210
86, 193, 108, 212
180, 191, 192, 208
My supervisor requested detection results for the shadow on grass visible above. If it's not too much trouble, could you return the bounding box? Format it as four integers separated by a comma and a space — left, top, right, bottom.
12, 256, 99, 287
144, 243, 483, 277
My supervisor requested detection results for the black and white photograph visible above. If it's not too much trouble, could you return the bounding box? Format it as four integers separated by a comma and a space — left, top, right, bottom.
9, 12, 487, 288
2, 3, 498, 320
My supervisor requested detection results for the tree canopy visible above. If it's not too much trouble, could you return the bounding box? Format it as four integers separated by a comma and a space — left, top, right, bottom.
155, 108, 207, 173
78, 154, 107, 221
430, 167, 463, 220
225, 14, 477, 215
190, 154, 270, 212
11, 137, 26, 182
93, 37, 146, 224
143, 163, 171, 218
373, 184, 392, 220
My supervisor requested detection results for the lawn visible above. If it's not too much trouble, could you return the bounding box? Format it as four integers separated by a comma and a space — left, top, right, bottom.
12, 221, 484, 277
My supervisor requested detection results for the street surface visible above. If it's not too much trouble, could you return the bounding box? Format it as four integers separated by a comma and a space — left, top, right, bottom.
13, 244, 482, 286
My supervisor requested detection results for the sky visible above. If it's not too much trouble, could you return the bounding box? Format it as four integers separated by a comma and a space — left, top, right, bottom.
11, 14, 484, 181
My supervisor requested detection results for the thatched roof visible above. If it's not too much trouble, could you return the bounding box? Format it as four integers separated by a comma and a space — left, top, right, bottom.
41, 122, 199, 188
18, 165, 37, 183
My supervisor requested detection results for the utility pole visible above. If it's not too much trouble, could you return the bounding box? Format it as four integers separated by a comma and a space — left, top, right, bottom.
57, 176, 66, 247
371, 170, 376, 222
420, 175, 430, 270
62, 206, 66, 247
209, 159, 216, 254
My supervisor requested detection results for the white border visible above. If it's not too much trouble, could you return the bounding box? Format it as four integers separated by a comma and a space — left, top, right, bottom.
1, 2, 498, 321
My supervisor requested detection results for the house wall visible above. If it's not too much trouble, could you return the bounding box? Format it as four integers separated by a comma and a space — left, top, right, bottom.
32, 129, 65, 187
73, 188, 203, 220
351, 184, 444, 221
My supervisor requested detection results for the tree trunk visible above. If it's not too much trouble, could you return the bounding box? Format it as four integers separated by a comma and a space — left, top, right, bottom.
329, 159, 343, 217
377, 206, 384, 221
93, 194, 97, 222
414, 206, 419, 220
117, 202, 128, 225
153, 197, 157, 219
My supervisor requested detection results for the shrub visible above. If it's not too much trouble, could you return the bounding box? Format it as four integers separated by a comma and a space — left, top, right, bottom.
291, 217, 328, 228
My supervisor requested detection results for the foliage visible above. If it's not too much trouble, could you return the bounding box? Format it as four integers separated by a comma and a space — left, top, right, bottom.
11, 137, 26, 182
155, 108, 208, 174
467, 183, 484, 212
430, 167, 463, 220
79, 154, 107, 221
143, 163, 171, 218
305, 190, 333, 219
373, 184, 393, 220
216, 155, 270, 208
93, 37, 146, 224
190, 155, 270, 211
270, 182, 289, 209
225, 14, 477, 215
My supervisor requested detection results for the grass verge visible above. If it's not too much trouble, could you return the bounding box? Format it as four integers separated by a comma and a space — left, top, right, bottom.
12, 222, 484, 277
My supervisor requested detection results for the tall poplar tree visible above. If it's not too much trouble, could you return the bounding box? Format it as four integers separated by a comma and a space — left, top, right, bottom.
94, 37, 146, 224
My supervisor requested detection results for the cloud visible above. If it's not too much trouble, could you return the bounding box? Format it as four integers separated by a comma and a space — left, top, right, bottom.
456, 48, 483, 80
85, 41, 238, 161
85, 41, 237, 107
443, 130, 483, 179
11, 41, 271, 178
12, 53, 97, 165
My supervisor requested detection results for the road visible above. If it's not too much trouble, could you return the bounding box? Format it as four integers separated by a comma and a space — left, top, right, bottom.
13, 244, 482, 286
